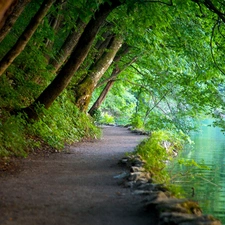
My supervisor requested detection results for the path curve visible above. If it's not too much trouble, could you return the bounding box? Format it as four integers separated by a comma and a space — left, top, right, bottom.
0, 126, 158, 225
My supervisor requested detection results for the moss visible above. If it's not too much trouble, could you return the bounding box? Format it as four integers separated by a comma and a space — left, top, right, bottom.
181, 201, 202, 215
74, 76, 95, 112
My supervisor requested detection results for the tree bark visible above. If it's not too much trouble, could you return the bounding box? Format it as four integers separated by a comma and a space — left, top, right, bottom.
0, 0, 55, 77
0, 0, 16, 29
23, 0, 122, 120
49, 18, 87, 73
74, 35, 123, 111
0, 0, 31, 43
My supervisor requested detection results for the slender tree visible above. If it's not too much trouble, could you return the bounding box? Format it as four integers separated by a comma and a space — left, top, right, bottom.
0, 0, 55, 77
23, 0, 122, 120
74, 35, 123, 111
88, 56, 137, 116
0, 0, 31, 43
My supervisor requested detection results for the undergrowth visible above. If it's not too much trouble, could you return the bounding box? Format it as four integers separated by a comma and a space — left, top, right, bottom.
133, 129, 211, 197
0, 91, 101, 158
133, 130, 187, 196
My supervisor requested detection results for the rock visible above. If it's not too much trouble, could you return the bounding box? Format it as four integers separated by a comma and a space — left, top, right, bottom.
152, 183, 169, 192
145, 191, 169, 203
128, 171, 151, 182
123, 180, 135, 188
180, 201, 202, 216
136, 182, 155, 190
158, 199, 201, 215
120, 157, 129, 163
118, 154, 222, 225
159, 212, 222, 225
113, 172, 128, 179
130, 166, 145, 172
132, 190, 153, 195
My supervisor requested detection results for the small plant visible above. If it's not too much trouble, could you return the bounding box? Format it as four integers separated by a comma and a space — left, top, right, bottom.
99, 112, 115, 124
130, 114, 144, 130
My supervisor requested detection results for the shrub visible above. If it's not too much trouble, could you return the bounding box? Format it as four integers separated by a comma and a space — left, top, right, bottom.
134, 130, 185, 183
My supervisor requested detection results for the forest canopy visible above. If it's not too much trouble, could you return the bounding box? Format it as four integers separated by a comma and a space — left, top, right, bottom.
1, 0, 225, 157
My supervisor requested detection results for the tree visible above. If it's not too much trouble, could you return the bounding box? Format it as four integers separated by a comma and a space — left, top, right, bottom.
0, 0, 31, 43
74, 34, 123, 111
23, 0, 122, 119
88, 46, 137, 116
0, 0, 55, 76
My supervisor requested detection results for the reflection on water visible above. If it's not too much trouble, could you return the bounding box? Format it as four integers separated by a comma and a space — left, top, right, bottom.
171, 120, 225, 223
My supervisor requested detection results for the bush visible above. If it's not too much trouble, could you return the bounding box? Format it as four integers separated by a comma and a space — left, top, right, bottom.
134, 130, 185, 183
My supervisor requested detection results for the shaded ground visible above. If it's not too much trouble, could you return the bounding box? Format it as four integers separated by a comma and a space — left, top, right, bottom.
0, 126, 158, 225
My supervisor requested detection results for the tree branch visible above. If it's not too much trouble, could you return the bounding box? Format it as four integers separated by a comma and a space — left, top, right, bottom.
193, 0, 225, 23
96, 56, 138, 88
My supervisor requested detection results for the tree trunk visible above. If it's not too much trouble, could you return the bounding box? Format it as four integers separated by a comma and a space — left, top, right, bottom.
0, 0, 55, 77
89, 55, 138, 116
88, 80, 115, 116
74, 35, 123, 111
0, 0, 15, 29
0, 0, 31, 43
49, 18, 87, 73
23, 0, 122, 120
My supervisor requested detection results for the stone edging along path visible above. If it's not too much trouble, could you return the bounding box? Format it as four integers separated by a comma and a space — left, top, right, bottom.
115, 154, 222, 225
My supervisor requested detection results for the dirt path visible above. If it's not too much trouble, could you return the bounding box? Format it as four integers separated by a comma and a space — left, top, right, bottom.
0, 126, 158, 225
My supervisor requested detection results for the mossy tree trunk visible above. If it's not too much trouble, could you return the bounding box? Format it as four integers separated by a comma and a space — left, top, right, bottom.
23, 0, 122, 120
74, 35, 123, 111
0, 0, 55, 76
0, 0, 31, 43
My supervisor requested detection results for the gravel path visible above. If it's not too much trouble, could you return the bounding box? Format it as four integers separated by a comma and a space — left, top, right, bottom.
0, 126, 158, 225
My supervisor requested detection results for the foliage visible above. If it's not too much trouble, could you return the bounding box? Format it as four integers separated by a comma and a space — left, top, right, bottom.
96, 111, 115, 125
0, 113, 28, 157
1, 0, 225, 158
0, 91, 101, 157
134, 130, 186, 183
29, 92, 101, 149
130, 114, 144, 130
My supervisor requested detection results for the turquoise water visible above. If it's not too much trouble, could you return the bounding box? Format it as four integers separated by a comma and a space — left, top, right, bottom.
171, 120, 225, 223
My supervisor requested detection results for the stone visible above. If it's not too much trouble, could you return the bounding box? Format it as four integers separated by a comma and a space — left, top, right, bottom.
128, 171, 151, 181
132, 190, 153, 195
123, 180, 135, 188
130, 166, 145, 172
136, 182, 155, 190
145, 191, 169, 204
113, 171, 128, 179
152, 183, 169, 192
158, 199, 201, 215
159, 212, 222, 225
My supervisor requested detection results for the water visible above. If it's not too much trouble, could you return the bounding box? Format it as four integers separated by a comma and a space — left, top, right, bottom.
171, 120, 225, 223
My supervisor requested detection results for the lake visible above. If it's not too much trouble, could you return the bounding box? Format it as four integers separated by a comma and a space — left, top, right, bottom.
170, 120, 225, 223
